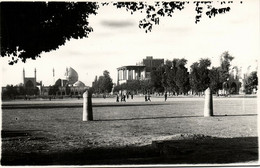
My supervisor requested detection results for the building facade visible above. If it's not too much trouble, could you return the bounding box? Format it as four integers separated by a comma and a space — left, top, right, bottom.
142, 56, 164, 79
117, 56, 164, 85
23, 68, 42, 95
41, 67, 88, 96
117, 65, 146, 85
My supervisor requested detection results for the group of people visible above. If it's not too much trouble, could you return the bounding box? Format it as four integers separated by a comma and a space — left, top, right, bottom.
116, 92, 168, 102
144, 93, 151, 102
24, 95, 33, 100
116, 92, 134, 102
145, 91, 168, 102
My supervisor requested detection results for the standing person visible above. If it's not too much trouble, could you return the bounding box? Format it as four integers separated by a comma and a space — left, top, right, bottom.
123, 94, 126, 102
145, 93, 147, 101
147, 92, 151, 102
131, 93, 133, 99
164, 92, 167, 101
116, 94, 119, 102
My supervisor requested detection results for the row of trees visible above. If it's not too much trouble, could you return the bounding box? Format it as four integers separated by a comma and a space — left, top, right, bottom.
113, 52, 258, 95
2, 84, 39, 99
244, 71, 258, 94
189, 51, 235, 95
113, 80, 153, 94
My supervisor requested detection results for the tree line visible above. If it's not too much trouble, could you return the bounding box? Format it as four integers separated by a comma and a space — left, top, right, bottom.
1, 84, 39, 99
113, 52, 258, 96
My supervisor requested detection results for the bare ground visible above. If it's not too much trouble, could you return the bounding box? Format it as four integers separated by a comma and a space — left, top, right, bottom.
1, 97, 258, 165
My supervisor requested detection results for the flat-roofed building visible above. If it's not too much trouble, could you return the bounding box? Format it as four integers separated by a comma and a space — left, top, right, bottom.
142, 56, 164, 79
117, 65, 146, 85
117, 56, 164, 85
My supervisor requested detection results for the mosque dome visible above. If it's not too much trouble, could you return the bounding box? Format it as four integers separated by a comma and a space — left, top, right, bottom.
73, 81, 85, 87
55, 78, 68, 87
66, 67, 78, 85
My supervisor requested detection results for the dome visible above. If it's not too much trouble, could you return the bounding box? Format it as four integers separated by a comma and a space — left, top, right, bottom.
66, 67, 78, 85
55, 79, 68, 87
73, 81, 85, 87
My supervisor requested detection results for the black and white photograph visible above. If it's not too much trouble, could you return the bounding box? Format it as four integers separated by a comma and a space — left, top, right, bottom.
0, 0, 259, 166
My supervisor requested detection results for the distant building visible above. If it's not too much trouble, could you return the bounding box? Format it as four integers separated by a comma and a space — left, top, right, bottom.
227, 66, 241, 94
117, 56, 164, 85
117, 65, 146, 85
219, 62, 258, 95
41, 67, 88, 96
142, 56, 164, 79
23, 68, 37, 89
23, 68, 42, 95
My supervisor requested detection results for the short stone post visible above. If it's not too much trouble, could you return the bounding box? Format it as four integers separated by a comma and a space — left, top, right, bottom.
204, 87, 213, 117
83, 90, 93, 121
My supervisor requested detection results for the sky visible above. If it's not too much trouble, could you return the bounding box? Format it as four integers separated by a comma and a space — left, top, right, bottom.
1, 0, 259, 87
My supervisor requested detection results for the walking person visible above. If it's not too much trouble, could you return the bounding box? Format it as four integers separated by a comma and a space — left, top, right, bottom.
164, 92, 167, 101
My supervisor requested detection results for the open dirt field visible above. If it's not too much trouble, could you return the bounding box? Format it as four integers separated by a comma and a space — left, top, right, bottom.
1, 96, 258, 165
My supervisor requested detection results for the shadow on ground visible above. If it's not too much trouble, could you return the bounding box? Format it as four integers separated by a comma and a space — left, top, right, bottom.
97, 114, 257, 121
1, 131, 258, 165
1, 102, 168, 109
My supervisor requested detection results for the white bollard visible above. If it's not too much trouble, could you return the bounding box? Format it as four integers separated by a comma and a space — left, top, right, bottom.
204, 87, 213, 117
83, 91, 93, 121
83, 91, 87, 121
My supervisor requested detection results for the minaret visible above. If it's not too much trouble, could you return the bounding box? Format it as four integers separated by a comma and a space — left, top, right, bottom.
53, 68, 55, 85
65, 67, 69, 80
23, 68, 25, 86
34, 68, 37, 87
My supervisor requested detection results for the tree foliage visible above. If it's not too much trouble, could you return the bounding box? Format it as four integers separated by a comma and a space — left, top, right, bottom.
113, 51, 251, 95
175, 59, 190, 94
149, 58, 190, 95
92, 70, 113, 94
244, 71, 258, 94
126, 80, 142, 92
208, 67, 221, 93
166, 59, 177, 94
150, 68, 164, 93
112, 2, 185, 33
2, 85, 18, 99
48, 85, 59, 95
114, 79, 155, 94
140, 80, 153, 93
1, 2, 98, 64
91, 76, 99, 93
219, 51, 234, 85
1, 1, 237, 64
189, 58, 211, 93
111, 1, 234, 31
2, 84, 39, 99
